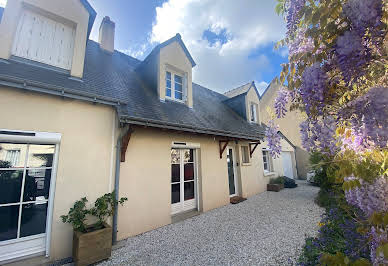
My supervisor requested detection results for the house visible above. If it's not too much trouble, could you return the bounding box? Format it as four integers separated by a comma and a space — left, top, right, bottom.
259, 79, 310, 179
223, 81, 298, 180
0, 0, 297, 264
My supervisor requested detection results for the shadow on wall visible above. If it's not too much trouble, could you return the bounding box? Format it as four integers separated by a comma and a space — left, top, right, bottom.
295, 147, 310, 180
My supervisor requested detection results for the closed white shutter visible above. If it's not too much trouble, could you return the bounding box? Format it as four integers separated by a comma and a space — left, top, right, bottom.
12, 10, 75, 70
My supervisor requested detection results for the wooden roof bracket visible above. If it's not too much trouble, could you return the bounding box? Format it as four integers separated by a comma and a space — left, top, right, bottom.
219, 140, 229, 159
120, 127, 133, 162
249, 141, 261, 158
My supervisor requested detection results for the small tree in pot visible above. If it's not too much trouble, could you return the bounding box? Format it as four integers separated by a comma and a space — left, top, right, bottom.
61, 192, 127, 266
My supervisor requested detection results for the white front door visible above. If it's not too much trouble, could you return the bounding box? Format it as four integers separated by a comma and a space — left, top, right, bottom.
282, 151, 294, 179
226, 147, 238, 197
171, 149, 197, 215
0, 141, 58, 262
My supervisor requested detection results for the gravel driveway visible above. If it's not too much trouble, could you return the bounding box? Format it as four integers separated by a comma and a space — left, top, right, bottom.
98, 181, 323, 266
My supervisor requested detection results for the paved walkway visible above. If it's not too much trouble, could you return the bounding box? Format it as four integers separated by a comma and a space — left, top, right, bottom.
98, 181, 323, 266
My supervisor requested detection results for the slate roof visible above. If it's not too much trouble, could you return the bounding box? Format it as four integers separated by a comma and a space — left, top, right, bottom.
0, 7, 4, 22
224, 82, 253, 98
0, 40, 265, 141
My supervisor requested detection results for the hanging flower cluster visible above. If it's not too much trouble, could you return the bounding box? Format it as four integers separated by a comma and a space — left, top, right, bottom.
265, 120, 282, 158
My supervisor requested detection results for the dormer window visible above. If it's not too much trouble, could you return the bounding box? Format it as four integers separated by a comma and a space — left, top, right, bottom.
165, 70, 185, 102
250, 102, 258, 123
11, 9, 75, 70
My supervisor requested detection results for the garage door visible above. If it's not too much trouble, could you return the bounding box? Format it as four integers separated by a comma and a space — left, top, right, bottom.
282, 152, 294, 179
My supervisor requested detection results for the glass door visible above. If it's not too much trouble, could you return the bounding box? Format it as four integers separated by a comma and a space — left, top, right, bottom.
227, 147, 237, 196
171, 149, 197, 214
0, 143, 55, 261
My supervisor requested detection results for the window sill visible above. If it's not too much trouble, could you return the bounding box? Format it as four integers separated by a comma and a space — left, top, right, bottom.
241, 162, 251, 166
264, 171, 276, 176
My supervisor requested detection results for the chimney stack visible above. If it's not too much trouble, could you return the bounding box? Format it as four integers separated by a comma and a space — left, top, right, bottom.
99, 16, 115, 53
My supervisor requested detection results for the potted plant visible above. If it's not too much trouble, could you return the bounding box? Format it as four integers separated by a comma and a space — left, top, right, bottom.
267, 176, 285, 192
61, 192, 127, 266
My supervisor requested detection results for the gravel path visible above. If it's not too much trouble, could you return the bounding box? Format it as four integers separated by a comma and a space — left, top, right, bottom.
98, 181, 323, 266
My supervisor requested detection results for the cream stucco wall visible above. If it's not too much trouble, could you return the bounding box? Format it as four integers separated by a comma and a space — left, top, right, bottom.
259, 138, 298, 180
117, 128, 266, 239
0, 0, 89, 78
158, 41, 193, 108
260, 80, 310, 178
245, 86, 261, 124
0, 86, 117, 261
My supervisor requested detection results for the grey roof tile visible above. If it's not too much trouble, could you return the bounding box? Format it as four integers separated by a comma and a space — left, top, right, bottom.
0, 40, 264, 140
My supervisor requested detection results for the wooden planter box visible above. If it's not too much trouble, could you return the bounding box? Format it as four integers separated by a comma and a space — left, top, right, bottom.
267, 183, 284, 192
73, 223, 112, 266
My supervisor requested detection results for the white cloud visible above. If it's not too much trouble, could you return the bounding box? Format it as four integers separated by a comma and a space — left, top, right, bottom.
119, 43, 148, 58
150, 0, 286, 93
255, 81, 269, 95
0, 0, 7, 7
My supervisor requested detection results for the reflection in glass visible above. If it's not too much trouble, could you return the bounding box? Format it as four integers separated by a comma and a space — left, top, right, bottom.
20, 203, 48, 237
28, 145, 55, 168
23, 169, 51, 202
171, 184, 180, 204
171, 149, 180, 163
0, 205, 19, 241
171, 164, 180, 183
0, 143, 27, 168
183, 149, 194, 162
184, 163, 194, 181
0, 170, 23, 204
184, 182, 195, 200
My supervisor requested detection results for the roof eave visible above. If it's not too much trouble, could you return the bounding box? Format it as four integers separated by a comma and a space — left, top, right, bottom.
120, 115, 264, 141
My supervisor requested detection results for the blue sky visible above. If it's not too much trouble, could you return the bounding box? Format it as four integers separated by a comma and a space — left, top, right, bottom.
0, 0, 288, 94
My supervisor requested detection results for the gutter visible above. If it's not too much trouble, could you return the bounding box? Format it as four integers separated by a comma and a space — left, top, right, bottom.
0, 74, 126, 106
112, 124, 129, 244
120, 115, 264, 141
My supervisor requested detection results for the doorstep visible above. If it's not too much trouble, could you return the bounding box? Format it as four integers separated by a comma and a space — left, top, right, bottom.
171, 210, 201, 224
230, 196, 247, 204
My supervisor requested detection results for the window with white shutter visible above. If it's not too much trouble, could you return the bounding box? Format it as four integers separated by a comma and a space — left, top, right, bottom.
12, 10, 75, 70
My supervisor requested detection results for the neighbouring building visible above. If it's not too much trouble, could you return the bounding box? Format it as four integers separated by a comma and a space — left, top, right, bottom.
0, 0, 298, 264
259, 79, 310, 179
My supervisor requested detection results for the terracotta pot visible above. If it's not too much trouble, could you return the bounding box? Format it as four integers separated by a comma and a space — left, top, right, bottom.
72, 223, 112, 266
267, 183, 284, 192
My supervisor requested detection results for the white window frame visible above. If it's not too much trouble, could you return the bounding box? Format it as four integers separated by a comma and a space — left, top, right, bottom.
250, 102, 258, 123
165, 69, 186, 103
0, 129, 60, 262
241, 145, 250, 165
262, 149, 274, 173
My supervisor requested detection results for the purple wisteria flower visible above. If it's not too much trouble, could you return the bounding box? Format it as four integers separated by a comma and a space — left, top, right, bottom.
343, 0, 383, 36
274, 87, 290, 118
300, 63, 327, 115
286, 0, 306, 33
265, 120, 282, 158
336, 31, 370, 83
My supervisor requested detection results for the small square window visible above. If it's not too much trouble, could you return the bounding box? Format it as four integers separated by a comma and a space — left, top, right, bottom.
241, 146, 250, 164
165, 71, 185, 102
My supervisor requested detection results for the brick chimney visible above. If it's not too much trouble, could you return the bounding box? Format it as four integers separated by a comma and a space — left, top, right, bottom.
99, 16, 115, 53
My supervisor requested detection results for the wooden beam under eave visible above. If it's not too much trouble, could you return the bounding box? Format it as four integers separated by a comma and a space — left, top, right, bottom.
120, 130, 132, 162
249, 141, 261, 158
219, 140, 229, 159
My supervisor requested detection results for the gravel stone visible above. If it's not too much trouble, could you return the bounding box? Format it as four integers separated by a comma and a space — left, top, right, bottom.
98, 181, 323, 266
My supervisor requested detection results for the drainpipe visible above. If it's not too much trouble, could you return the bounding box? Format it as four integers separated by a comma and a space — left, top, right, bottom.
112, 124, 129, 245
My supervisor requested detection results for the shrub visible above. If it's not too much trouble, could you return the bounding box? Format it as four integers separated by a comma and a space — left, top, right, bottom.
282, 176, 298, 188
269, 176, 284, 185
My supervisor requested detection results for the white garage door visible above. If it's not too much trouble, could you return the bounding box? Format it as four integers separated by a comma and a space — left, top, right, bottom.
12, 9, 75, 70
282, 152, 294, 179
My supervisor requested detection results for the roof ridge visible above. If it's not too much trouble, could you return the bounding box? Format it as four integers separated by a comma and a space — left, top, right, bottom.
224, 81, 252, 95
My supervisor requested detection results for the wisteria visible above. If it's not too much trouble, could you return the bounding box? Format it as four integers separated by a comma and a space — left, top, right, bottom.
343, 0, 383, 36
336, 31, 370, 83
286, 0, 306, 33
300, 63, 327, 116
265, 120, 281, 158
275, 0, 387, 263
274, 87, 290, 118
